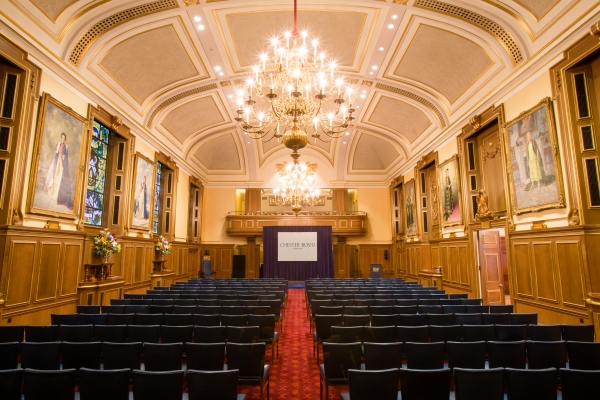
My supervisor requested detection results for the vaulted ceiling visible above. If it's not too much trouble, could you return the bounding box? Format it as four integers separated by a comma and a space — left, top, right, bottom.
2, 0, 596, 186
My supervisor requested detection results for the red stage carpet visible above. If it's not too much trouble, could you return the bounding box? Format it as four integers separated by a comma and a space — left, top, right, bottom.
240, 288, 345, 399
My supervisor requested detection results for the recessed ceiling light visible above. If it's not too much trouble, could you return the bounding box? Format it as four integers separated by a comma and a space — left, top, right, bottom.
388, 24, 394, 29
356, 106, 360, 108
194, 16, 201, 22
360, 94, 366, 99
392, 14, 398, 20
343, 142, 346, 144
362, 90, 367, 93
215, 66, 221, 71
369, 71, 373, 75
379, 47, 384, 51
247, 141, 251, 144
345, 132, 350, 135
218, 72, 224, 76
228, 94, 233, 98
371, 66, 378, 70
197, 24, 205, 30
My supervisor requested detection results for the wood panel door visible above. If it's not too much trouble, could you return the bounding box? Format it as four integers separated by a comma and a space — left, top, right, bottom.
478, 230, 505, 304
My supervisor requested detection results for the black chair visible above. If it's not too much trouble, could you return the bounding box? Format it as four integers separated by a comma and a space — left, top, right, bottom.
396, 326, 429, 343
127, 325, 160, 343
186, 343, 225, 371
160, 325, 194, 344
149, 305, 174, 314
505, 368, 558, 400
194, 326, 227, 343
59, 325, 93, 342
397, 314, 427, 327
370, 314, 396, 327
331, 326, 363, 343
455, 313, 482, 325
61, 341, 102, 372
221, 314, 248, 327
527, 340, 566, 370
313, 314, 343, 365
318, 306, 344, 316
363, 342, 403, 370
0, 326, 24, 343
192, 314, 221, 326
173, 306, 197, 315
344, 306, 369, 315
427, 313, 455, 326
495, 324, 527, 341
440, 299, 462, 305
0, 342, 19, 370
363, 326, 395, 343
77, 305, 101, 314
143, 343, 183, 371
394, 305, 418, 314
560, 369, 600, 400
25, 325, 58, 342
488, 340, 526, 369
464, 305, 489, 314
369, 306, 395, 315
447, 341, 486, 369
101, 305, 125, 314
247, 306, 271, 316
132, 299, 153, 305
510, 313, 538, 326
163, 314, 192, 326
429, 325, 462, 343
405, 341, 445, 369
454, 367, 504, 400
248, 314, 279, 363
398, 368, 451, 400
320, 342, 362, 400
51, 314, 79, 327
461, 299, 482, 306
187, 369, 246, 400
561, 324, 595, 342
462, 324, 495, 342
442, 305, 466, 314
111, 299, 131, 305
20, 342, 61, 370
418, 299, 441, 306
529, 325, 562, 341
227, 326, 259, 343
78, 314, 107, 325
567, 341, 600, 370
341, 369, 400, 400
102, 342, 142, 371
132, 370, 184, 400
0, 369, 22, 400
489, 304, 513, 313
226, 343, 270, 400
135, 313, 163, 325
79, 368, 130, 400
221, 306, 247, 316
124, 305, 150, 314
343, 315, 370, 327
418, 305, 442, 314
23, 368, 76, 400
106, 313, 135, 325
93, 325, 127, 342
197, 306, 221, 315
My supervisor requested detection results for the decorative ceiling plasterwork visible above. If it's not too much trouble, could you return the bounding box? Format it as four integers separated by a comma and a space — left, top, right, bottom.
188, 128, 248, 176
30, 0, 78, 23
351, 132, 402, 171
147, 83, 218, 127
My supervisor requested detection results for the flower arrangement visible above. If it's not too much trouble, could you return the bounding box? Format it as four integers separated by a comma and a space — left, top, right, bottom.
93, 229, 121, 261
155, 236, 172, 255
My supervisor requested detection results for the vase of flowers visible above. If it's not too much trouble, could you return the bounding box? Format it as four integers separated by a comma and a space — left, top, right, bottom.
93, 229, 121, 264
155, 236, 172, 260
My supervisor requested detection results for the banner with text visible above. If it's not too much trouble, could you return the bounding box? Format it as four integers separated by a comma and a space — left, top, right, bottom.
278, 232, 318, 261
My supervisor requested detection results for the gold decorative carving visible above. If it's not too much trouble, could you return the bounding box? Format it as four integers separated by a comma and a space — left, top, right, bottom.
362, 80, 373, 87
481, 141, 501, 164
11, 209, 22, 226
531, 220, 547, 230
375, 83, 446, 127
569, 209, 580, 226
475, 189, 493, 220
449, 232, 457, 238
183, 0, 199, 5
45, 221, 61, 230
393, 0, 409, 4
508, 219, 515, 231
469, 114, 481, 130
431, 177, 438, 222
146, 83, 218, 127
0, 292, 5, 306
220, 81, 231, 87
111, 115, 122, 131
590, 22, 600, 37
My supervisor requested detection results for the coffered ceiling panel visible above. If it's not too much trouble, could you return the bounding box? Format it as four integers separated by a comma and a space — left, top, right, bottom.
160, 95, 227, 143
30, 0, 77, 22
99, 25, 199, 104
352, 133, 401, 170
365, 95, 432, 143
392, 25, 493, 104
514, 0, 559, 20
194, 132, 242, 171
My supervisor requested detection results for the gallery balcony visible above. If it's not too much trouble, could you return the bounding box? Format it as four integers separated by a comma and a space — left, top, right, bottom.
225, 211, 368, 236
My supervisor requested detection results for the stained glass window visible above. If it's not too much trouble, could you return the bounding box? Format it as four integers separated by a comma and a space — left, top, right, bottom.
153, 162, 162, 233
84, 121, 109, 225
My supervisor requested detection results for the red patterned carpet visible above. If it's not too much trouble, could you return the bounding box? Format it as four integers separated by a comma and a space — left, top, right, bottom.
240, 288, 345, 400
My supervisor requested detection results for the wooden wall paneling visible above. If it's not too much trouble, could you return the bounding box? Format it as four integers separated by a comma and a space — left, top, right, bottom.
440, 245, 449, 281
35, 242, 61, 302
121, 245, 135, 284
555, 241, 587, 309
144, 246, 153, 281
584, 235, 600, 293
220, 248, 232, 277
449, 245, 458, 283
532, 242, 559, 303
134, 246, 144, 283
430, 245, 440, 269
5, 240, 36, 307
511, 242, 534, 298
60, 243, 82, 297
458, 244, 470, 286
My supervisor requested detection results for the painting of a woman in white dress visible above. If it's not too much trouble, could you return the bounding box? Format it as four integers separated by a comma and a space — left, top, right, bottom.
44, 132, 73, 209
131, 153, 155, 230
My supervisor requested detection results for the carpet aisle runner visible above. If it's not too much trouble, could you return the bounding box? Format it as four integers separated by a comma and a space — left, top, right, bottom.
239, 288, 345, 400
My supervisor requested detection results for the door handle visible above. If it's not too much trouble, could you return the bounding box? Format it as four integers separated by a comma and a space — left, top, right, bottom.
499, 284, 504, 288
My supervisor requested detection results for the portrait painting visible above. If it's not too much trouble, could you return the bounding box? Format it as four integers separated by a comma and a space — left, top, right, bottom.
27, 93, 88, 219
130, 153, 156, 230
404, 179, 418, 237
437, 155, 463, 227
502, 97, 565, 214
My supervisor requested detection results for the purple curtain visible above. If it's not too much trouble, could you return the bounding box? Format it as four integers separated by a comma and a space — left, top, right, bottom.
263, 226, 334, 280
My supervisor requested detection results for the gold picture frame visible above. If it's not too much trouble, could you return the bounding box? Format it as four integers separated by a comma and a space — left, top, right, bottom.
403, 179, 419, 237
129, 152, 156, 232
437, 154, 464, 228
26, 93, 89, 219
502, 97, 566, 215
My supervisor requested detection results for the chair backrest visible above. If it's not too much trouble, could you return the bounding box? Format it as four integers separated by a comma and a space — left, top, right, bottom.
173, 306, 197, 315
0, 326, 24, 343
127, 325, 160, 344
23, 368, 76, 400
489, 304, 513, 313
0, 342, 19, 370
135, 313, 163, 325
495, 324, 527, 341
331, 326, 363, 343
185, 343, 225, 371
160, 325, 193, 344
77, 305, 101, 314
397, 314, 428, 327
363, 342, 403, 370
79, 368, 130, 400
399, 368, 451, 400
429, 325, 462, 343
25, 325, 58, 342
101, 342, 142, 371
455, 313, 482, 325
505, 368, 557, 400
343, 314, 370, 327
316, 306, 342, 316
106, 313, 135, 325
20, 342, 61, 370
101, 305, 125, 314
396, 326, 429, 343
187, 369, 240, 400
163, 314, 192, 326
51, 314, 79, 327
248, 314, 276, 340
226, 343, 265, 378
561, 324, 595, 342
427, 313, 456, 326
405, 342, 445, 369
93, 325, 127, 343
566, 341, 600, 370
488, 341, 526, 369
418, 305, 442, 314
510, 313, 538, 326
314, 314, 343, 340
560, 368, 600, 400
61, 341, 102, 371
322, 342, 362, 379
363, 326, 396, 343
454, 368, 504, 400
370, 314, 396, 327
526, 340, 566, 370
220, 314, 248, 327
78, 314, 107, 326
132, 370, 184, 400
192, 314, 221, 327
461, 324, 494, 342
143, 343, 183, 371
447, 341, 486, 370
529, 325, 562, 341
196, 306, 221, 315
0, 369, 23, 400
226, 326, 259, 343
194, 326, 227, 343
347, 369, 399, 400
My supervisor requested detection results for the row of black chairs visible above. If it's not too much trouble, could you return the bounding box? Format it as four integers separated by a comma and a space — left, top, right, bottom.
334, 367, 599, 400
310, 296, 481, 304
1, 367, 251, 400
125, 292, 286, 300
82, 303, 283, 315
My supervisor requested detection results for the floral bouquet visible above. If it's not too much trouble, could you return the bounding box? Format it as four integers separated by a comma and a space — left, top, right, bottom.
155, 236, 172, 255
93, 229, 121, 256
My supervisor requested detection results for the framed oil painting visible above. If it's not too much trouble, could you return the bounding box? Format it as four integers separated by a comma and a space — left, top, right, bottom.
404, 179, 418, 237
130, 152, 156, 231
437, 155, 463, 227
27, 93, 88, 219
502, 97, 566, 214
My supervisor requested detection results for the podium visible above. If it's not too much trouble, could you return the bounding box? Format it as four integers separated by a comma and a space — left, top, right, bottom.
370, 263, 382, 279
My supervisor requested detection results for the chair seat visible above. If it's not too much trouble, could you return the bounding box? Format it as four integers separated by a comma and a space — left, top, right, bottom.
339, 391, 401, 400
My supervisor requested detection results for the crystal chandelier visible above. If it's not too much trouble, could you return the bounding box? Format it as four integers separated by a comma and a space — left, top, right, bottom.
235, 0, 355, 161
272, 160, 321, 215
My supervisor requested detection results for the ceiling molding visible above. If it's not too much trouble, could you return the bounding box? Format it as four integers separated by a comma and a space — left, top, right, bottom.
147, 83, 218, 127
375, 82, 447, 128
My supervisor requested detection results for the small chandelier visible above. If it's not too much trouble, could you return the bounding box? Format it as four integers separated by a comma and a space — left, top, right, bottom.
235, 0, 355, 161
273, 160, 321, 215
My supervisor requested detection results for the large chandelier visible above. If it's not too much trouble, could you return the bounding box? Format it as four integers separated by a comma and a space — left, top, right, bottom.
235, 0, 355, 161
272, 160, 321, 215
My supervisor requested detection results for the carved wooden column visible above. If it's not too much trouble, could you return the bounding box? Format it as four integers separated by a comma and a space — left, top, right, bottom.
246, 236, 258, 278
336, 236, 348, 278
